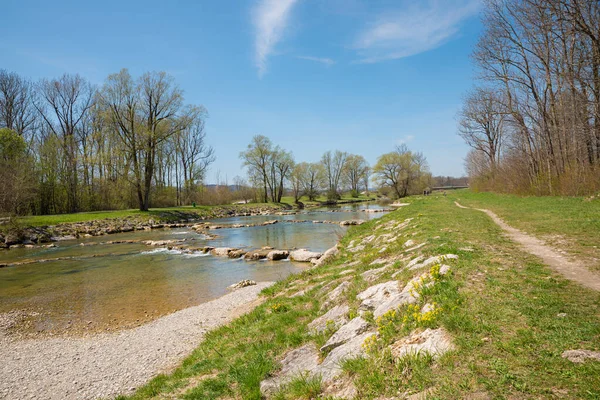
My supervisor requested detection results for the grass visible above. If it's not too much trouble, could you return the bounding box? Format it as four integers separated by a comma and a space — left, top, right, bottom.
455, 190, 600, 271
117, 191, 600, 399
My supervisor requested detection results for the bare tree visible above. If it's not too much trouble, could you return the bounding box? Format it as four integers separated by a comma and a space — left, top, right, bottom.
0, 70, 37, 138
321, 150, 348, 201
458, 87, 506, 175
37, 74, 95, 212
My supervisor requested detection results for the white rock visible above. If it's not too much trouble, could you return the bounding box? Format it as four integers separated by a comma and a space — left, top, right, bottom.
308, 305, 350, 334
409, 254, 458, 270
321, 317, 370, 352
290, 249, 323, 262
259, 344, 320, 395
562, 349, 600, 363
391, 328, 455, 360
211, 247, 234, 256
361, 266, 388, 282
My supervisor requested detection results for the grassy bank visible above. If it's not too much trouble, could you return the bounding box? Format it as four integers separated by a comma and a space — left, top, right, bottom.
455, 190, 600, 272
11, 203, 286, 228
118, 192, 600, 399
280, 193, 376, 208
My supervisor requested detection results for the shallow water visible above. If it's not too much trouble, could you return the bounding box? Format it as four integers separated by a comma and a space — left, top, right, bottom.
0, 203, 387, 336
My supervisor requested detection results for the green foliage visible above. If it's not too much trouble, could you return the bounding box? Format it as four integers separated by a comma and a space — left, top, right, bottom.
0, 128, 27, 161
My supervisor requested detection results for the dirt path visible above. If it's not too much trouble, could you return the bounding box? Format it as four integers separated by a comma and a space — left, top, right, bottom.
455, 201, 600, 292
0, 282, 273, 400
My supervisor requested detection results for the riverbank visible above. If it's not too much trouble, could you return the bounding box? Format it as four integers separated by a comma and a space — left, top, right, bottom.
0, 282, 274, 400
0, 204, 289, 248
118, 192, 600, 399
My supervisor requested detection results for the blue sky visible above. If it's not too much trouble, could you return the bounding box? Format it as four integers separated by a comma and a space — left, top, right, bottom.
2, 0, 482, 182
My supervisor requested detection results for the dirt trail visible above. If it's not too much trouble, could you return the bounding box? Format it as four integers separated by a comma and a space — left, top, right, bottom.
0, 282, 273, 400
455, 201, 600, 292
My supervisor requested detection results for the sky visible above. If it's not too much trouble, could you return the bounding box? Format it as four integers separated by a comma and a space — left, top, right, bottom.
1, 0, 483, 183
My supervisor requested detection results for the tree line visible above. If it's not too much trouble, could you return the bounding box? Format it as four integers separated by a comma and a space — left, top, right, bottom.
240, 135, 432, 204
459, 0, 600, 195
0, 69, 214, 215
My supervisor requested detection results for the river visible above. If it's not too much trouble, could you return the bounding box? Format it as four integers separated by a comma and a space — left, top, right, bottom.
0, 203, 388, 337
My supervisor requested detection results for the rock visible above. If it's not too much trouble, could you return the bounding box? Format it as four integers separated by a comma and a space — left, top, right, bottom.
290, 249, 323, 262
308, 305, 350, 334
361, 266, 388, 282
245, 248, 272, 260
211, 247, 235, 256
325, 281, 351, 304
409, 254, 458, 270
260, 344, 320, 396
321, 375, 358, 399
319, 331, 377, 382
404, 240, 415, 247
311, 246, 339, 267
357, 277, 423, 318
340, 220, 365, 226
321, 317, 370, 352
562, 349, 600, 363
267, 250, 289, 261
405, 256, 425, 269
4, 234, 22, 246
391, 328, 455, 360
228, 249, 247, 259
229, 280, 256, 290
262, 220, 278, 226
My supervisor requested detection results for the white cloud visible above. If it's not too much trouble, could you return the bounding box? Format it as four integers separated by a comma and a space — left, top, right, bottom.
354, 0, 481, 63
296, 55, 336, 66
252, 0, 299, 77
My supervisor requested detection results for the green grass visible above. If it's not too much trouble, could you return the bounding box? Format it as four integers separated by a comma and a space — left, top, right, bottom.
117, 192, 600, 399
455, 190, 600, 271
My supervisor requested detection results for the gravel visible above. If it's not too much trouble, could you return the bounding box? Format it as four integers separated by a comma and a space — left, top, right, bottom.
0, 282, 274, 400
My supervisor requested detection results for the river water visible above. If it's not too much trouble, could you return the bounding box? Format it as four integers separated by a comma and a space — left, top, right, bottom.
0, 204, 388, 336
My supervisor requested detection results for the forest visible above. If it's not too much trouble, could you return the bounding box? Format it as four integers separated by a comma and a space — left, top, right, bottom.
0, 69, 215, 215
459, 0, 600, 195
0, 68, 435, 216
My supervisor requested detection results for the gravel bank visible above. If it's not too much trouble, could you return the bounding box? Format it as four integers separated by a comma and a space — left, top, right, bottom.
0, 282, 274, 400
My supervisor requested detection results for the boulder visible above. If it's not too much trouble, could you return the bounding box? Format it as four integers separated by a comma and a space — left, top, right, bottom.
245, 248, 272, 260
259, 344, 320, 396
408, 254, 458, 270
262, 220, 278, 226
562, 349, 600, 363
361, 266, 388, 282
267, 250, 289, 261
311, 245, 339, 267
339, 220, 365, 226
228, 249, 248, 259
307, 304, 349, 334
229, 280, 256, 290
318, 331, 377, 382
211, 247, 235, 256
391, 328, 455, 360
321, 317, 370, 352
290, 249, 323, 262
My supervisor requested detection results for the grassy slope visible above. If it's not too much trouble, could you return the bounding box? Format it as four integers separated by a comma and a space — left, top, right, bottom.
14, 203, 283, 227
455, 190, 600, 271
118, 193, 600, 399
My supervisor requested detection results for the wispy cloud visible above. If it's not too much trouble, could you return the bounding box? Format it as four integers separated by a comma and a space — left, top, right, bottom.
354, 0, 481, 63
296, 55, 336, 66
252, 0, 299, 77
